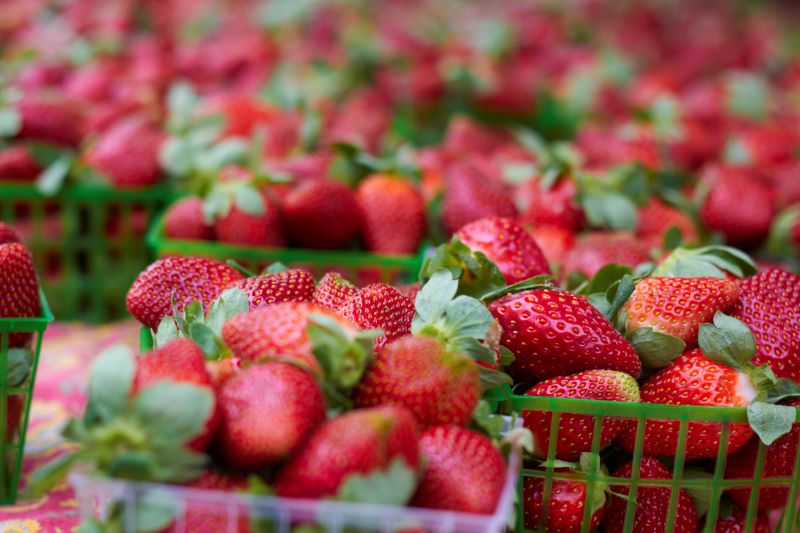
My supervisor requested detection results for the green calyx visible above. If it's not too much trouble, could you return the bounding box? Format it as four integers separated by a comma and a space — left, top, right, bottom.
698, 311, 800, 445
651, 244, 756, 278
765, 207, 800, 260
334, 457, 418, 506
419, 237, 507, 299
575, 165, 649, 232
26, 346, 211, 499
328, 142, 421, 187
539, 452, 609, 516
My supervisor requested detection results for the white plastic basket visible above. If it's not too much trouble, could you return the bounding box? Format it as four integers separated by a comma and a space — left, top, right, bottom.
69, 446, 520, 533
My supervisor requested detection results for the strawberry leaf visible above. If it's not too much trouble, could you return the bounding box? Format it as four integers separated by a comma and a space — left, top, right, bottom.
443, 295, 494, 339
84, 345, 136, 426
419, 238, 506, 299
471, 399, 505, 441
698, 312, 756, 369
233, 185, 266, 215
477, 365, 514, 391
263, 262, 288, 274
36, 154, 74, 196
335, 458, 417, 506
747, 401, 796, 445
627, 327, 686, 368
479, 274, 555, 303
133, 382, 214, 445
24, 450, 84, 499
449, 336, 496, 365
652, 245, 756, 278
7, 348, 33, 387
413, 269, 459, 325
0, 107, 20, 137
307, 313, 376, 392
153, 316, 179, 348
682, 468, 714, 518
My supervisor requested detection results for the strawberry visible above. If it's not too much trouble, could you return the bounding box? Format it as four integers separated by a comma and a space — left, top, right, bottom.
489, 288, 641, 382
522, 370, 640, 460
636, 198, 698, 246
214, 192, 285, 247
84, 117, 164, 188
699, 165, 776, 248
395, 283, 421, 302
216, 362, 326, 471
518, 179, 584, 232
441, 161, 517, 235
624, 276, 739, 346
730, 269, 800, 381
701, 506, 771, 533
283, 179, 360, 249
528, 225, 575, 267
0, 222, 20, 245
725, 399, 800, 511
134, 339, 219, 452
275, 406, 420, 499
355, 174, 426, 255
561, 232, 650, 279
0, 146, 41, 182
455, 217, 551, 284
442, 116, 505, 155
312, 272, 357, 311
339, 283, 414, 349
727, 124, 798, 170
163, 197, 214, 241
410, 426, 506, 514
15, 95, 86, 147
161, 470, 250, 533
229, 268, 315, 310
603, 457, 698, 533
126, 256, 244, 329
0, 242, 41, 347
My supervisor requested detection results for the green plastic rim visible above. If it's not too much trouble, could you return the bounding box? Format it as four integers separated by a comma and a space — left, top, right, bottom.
147, 211, 427, 284
507, 392, 800, 533
0, 182, 172, 322
0, 291, 53, 504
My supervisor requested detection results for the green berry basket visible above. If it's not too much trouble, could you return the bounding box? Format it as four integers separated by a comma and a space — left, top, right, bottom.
146, 211, 427, 285
505, 393, 800, 533
0, 182, 172, 322
0, 291, 53, 503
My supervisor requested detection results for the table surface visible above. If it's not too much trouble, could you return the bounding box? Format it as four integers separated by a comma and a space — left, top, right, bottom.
0, 322, 140, 533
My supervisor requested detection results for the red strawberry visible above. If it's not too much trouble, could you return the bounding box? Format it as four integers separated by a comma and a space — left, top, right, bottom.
275, 406, 420, 499
456, 217, 551, 284
528, 225, 575, 267
395, 283, 421, 302
701, 506, 771, 533
561, 232, 650, 279
283, 180, 360, 249
312, 272, 357, 311
339, 283, 415, 349
725, 399, 800, 511
617, 349, 755, 459
518, 179, 584, 232
163, 197, 214, 241
354, 335, 480, 427
442, 116, 505, 155
699, 166, 776, 248
636, 198, 698, 246
355, 174, 426, 255
730, 269, 800, 381
212, 95, 279, 138
229, 268, 315, 310
162, 470, 250, 533
0, 146, 41, 182
410, 426, 506, 514
84, 117, 164, 188
214, 193, 285, 247
216, 363, 326, 471
0, 242, 41, 347
15, 95, 86, 147
0, 222, 20, 245
134, 339, 219, 452
126, 256, 244, 329
441, 161, 517, 235
624, 277, 739, 346
523, 472, 605, 533
728, 124, 798, 170
489, 289, 641, 382
522, 370, 640, 460
603, 457, 698, 533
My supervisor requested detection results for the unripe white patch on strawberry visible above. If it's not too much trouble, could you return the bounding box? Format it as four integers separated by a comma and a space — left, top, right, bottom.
736, 371, 758, 405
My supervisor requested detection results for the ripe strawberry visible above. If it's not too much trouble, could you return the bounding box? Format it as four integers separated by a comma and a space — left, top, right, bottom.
518, 179, 584, 232
701, 506, 771, 533
636, 198, 698, 246
522, 370, 640, 460
441, 161, 517, 235
730, 269, 800, 381
216, 363, 326, 471
214, 193, 285, 247
617, 349, 755, 459
354, 335, 480, 427
442, 116, 505, 155
625, 277, 739, 346
84, 117, 164, 188
162, 470, 250, 533
410, 426, 506, 514
603, 457, 698, 533
523, 473, 605, 533
212, 95, 279, 138
456, 217, 551, 284
489, 289, 641, 382
134, 339, 219, 452
395, 283, 421, 302
0, 146, 41, 182
561, 232, 650, 279
284, 180, 360, 249
275, 406, 420, 499
0, 222, 20, 245
528, 225, 575, 267
312, 272, 357, 311
728, 124, 798, 170
229, 268, 315, 310
699, 166, 776, 248
355, 174, 426, 255
725, 399, 800, 511
339, 283, 414, 349
0, 242, 40, 347
126, 256, 244, 329
163, 197, 214, 241
15, 95, 86, 147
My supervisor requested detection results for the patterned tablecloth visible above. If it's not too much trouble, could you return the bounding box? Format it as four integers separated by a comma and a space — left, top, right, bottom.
0, 322, 140, 533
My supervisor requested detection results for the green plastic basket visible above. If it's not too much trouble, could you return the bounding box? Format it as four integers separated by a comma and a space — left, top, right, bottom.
147, 212, 427, 284
0, 292, 53, 503
0, 183, 171, 322
506, 393, 800, 533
